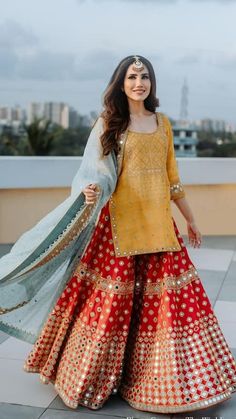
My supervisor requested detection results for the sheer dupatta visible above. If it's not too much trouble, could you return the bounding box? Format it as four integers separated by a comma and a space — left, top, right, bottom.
0, 117, 118, 343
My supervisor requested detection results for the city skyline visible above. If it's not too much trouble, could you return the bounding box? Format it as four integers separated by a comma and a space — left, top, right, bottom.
1, 101, 234, 133
0, 0, 236, 124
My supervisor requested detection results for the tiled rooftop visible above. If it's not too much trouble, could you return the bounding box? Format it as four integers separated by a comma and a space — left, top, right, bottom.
1, 235, 236, 419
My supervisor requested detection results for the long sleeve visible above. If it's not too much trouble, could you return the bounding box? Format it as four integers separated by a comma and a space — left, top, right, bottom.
164, 115, 185, 201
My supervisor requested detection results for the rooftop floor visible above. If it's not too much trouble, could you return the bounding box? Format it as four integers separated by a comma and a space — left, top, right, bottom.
1, 235, 236, 419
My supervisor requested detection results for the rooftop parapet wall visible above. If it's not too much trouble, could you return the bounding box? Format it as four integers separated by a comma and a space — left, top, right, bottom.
0, 157, 236, 243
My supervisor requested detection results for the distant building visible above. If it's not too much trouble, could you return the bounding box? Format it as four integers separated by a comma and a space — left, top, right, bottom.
27, 102, 79, 129
0, 106, 8, 121
44, 102, 65, 126
0, 106, 25, 124
11, 106, 25, 122
28, 103, 43, 124
200, 118, 226, 132
0, 106, 26, 135
173, 121, 198, 157
61, 106, 79, 129
60, 105, 69, 129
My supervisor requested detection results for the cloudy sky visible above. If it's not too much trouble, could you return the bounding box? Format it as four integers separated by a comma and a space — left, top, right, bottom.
0, 0, 236, 123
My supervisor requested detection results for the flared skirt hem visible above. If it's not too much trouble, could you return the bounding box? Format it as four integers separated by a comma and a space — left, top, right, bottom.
23, 366, 236, 413
23, 201, 236, 414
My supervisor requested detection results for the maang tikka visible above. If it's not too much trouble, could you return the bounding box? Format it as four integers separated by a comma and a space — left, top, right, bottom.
132, 55, 144, 72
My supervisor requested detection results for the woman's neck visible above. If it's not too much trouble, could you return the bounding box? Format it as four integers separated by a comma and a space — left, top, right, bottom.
128, 101, 152, 117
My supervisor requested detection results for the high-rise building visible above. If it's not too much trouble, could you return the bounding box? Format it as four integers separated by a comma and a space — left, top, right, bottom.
44, 102, 65, 126
61, 105, 69, 129
68, 108, 79, 129
0, 106, 9, 122
27, 102, 79, 128
0, 105, 26, 125
0, 106, 25, 122
11, 106, 24, 122
28, 103, 43, 124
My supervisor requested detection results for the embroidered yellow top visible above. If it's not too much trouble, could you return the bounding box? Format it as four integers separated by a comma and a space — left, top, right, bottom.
108, 112, 185, 257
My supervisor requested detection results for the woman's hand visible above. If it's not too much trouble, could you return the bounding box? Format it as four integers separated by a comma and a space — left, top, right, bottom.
82, 184, 99, 204
187, 220, 202, 248
172, 197, 202, 248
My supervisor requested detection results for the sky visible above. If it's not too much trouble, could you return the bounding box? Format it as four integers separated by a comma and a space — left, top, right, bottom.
0, 0, 236, 124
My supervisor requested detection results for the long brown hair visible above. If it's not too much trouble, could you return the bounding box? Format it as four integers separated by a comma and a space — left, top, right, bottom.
100, 55, 160, 156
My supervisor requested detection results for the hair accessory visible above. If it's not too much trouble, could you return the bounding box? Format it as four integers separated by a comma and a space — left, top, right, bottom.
132, 55, 144, 72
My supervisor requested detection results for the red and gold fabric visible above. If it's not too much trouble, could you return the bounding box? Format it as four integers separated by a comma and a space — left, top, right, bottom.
24, 201, 236, 414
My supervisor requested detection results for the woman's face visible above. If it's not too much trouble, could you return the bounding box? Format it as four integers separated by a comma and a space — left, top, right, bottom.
123, 63, 151, 103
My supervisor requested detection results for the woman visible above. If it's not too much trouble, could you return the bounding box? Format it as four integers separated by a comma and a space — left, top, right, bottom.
1, 55, 236, 414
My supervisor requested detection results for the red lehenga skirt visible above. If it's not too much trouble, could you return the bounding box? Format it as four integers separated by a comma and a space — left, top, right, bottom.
23, 200, 236, 414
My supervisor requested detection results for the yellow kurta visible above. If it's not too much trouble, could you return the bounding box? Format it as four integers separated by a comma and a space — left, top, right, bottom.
109, 112, 185, 257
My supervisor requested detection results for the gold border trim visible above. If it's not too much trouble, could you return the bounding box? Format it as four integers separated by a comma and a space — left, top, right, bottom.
74, 262, 135, 295
123, 387, 235, 414
0, 186, 102, 314
13, 185, 102, 278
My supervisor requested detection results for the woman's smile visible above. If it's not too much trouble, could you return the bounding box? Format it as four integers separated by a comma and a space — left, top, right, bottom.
133, 89, 145, 94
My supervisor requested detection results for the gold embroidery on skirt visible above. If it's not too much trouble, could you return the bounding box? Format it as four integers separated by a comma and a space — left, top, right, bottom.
24, 308, 236, 411
119, 314, 236, 413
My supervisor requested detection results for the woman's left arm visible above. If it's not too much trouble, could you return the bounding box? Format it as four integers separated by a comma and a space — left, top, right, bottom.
164, 114, 202, 248
173, 197, 202, 248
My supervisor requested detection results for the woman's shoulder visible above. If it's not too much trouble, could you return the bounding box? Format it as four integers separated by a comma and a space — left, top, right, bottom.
156, 111, 170, 125
156, 112, 173, 134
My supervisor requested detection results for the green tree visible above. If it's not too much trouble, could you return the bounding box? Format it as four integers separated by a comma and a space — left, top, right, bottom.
49, 126, 91, 156
23, 118, 62, 155
212, 143, 236, 157
0, 119, 62, 156
196, 129, 236, 157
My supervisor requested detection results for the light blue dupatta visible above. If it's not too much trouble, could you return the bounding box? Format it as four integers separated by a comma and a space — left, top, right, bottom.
0, 116, 119, 343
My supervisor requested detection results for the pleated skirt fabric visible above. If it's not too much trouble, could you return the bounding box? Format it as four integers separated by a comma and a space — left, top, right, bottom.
23, 200, 236, 414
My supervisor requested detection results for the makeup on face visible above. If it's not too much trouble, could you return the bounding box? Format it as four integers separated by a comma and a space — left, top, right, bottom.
123, 64, 151, 101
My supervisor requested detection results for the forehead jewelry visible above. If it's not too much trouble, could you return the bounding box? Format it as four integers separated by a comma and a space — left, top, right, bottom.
132, 55, 144, 72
